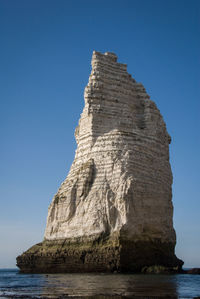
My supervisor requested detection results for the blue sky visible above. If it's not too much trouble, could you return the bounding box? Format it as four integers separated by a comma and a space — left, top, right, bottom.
0, 0, 199, 268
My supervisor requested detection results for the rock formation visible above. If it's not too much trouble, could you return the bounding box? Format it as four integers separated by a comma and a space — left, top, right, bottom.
17, 51, 183, 273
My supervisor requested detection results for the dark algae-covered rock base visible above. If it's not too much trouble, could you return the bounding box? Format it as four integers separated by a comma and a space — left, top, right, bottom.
17, 236, 182, 273
17, 51, 183, 273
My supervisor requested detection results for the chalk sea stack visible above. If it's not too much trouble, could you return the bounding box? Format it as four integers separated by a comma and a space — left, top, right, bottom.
17, 51, 183, 273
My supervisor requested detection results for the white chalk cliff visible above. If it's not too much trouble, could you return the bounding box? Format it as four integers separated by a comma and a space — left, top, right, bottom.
17, 51, 183, 273
45, 51, 175, 243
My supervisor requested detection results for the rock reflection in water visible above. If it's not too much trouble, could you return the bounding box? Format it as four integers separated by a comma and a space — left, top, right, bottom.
41, 273, 178, 298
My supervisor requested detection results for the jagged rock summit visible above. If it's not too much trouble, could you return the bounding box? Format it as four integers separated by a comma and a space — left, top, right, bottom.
17, 51, 183, 273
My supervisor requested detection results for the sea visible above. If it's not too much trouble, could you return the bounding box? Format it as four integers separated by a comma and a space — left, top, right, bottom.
0, 269, 200, 299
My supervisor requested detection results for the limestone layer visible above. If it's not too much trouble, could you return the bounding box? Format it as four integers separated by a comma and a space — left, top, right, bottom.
17, 51, 183, 273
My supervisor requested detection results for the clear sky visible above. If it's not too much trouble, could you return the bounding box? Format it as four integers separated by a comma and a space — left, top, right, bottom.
0, 0, 199, 268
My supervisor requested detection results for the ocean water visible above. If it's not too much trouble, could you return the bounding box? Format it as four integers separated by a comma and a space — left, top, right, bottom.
0, 269, 200, 298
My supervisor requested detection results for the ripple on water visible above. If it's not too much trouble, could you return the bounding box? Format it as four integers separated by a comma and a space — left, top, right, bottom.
0, 269, 200, 298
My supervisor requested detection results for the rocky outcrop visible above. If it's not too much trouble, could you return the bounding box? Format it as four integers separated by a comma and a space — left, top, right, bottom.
17, 51, 183, 273
184, 268, 200, 275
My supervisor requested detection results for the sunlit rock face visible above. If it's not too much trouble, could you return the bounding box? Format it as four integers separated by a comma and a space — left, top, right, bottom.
17, 51, 183, 273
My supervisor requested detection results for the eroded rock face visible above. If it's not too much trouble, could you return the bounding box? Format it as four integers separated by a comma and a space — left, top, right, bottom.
17, 51, 183, 273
